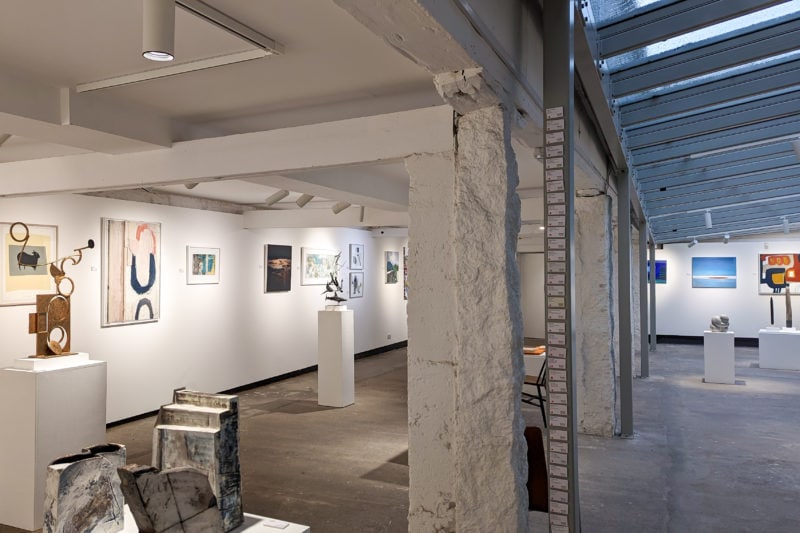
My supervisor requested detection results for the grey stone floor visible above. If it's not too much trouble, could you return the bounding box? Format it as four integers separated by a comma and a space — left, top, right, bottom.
6, 343, 798, 532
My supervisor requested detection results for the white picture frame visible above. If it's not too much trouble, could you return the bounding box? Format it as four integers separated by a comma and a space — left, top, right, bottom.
187, 246, 220, 285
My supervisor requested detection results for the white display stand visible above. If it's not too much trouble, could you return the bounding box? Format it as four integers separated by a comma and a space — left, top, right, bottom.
318, 307, 355, 407
524, 353, 545, 379
0, 353, 107, 531
122, 507, 310, 532
703, 331, 735, 384
759, 328, 800, 370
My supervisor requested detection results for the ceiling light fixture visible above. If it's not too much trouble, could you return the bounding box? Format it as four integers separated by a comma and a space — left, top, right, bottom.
782, 216, 790, 234
184, 182, 198, 190
142, 0, 175, 62
688, 238, 698, 248
264, 189, 289, 207
332, 201, 351, 215
704, 209, 712, 229
295, 194, 314, 208
723, 234, 730, 244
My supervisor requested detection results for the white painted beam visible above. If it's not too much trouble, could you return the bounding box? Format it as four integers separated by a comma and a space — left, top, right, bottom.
0, 106, 454, 197
242, 206, 409, 229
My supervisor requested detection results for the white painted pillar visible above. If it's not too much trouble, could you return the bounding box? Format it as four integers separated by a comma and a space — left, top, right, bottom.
406, 105, 527, 532
575, 192, 618, 436
631, 226, 642, 376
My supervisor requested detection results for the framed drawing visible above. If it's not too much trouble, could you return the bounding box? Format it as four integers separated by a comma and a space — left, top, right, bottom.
349, 271, 364, 298
647, 260, 667, 284
266, 244, 292, 292
0, 222, 58, 306
301, 247, 339, 285
691, 257, 736, 288
187, 246, 220, 284
385, 251, 399, 284
101, 218, 161, 326
349, 243, 364, 270
759, 253, 800, 294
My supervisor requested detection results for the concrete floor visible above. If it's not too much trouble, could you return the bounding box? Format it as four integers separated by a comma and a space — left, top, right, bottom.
89, 343, 800, 531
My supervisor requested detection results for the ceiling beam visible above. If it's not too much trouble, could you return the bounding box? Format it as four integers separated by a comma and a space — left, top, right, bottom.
83, 189, 251, 214
242, 205, 409, 229
0, 106, 454, 197
642, 164, 800, 199
596, 0, 787, 57
646, 182, 800, 216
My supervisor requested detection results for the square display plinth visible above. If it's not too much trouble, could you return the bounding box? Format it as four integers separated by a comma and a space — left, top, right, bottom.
318, 309, 355, 407
0, 353, 107, 531
703, 331, 735, 384
759, 328, 800, 370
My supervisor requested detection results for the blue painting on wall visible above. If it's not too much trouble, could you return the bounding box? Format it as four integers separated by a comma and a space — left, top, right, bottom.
647, 260, 667, 284
692, 257, 737, 288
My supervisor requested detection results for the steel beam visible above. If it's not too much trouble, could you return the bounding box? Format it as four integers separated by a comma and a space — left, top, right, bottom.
643, 166, 800, 202
647, 182, 800, 216
617, 170, 634, 437
648, 238, 657, 352
639, 220, 649, 378
638, 154, 797, 191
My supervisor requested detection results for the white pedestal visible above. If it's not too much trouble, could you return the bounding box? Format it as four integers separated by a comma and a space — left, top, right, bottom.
0, 353, 107, 531
123, 507, 310, 532
759, 328, 800, 370
318, 308, 355, 407
703, 331, 735, 384
523, 353, 545, 379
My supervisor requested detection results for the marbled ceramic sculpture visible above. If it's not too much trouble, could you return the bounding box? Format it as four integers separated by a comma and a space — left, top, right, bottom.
709, 315, 730, 332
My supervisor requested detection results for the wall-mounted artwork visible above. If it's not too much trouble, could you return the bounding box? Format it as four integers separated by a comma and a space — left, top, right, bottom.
647, 260, 667, 284
386, 251, 399, 284
102, 219, 161, 326
403, 247, 409, 300
266, 244, 292, 292
691, 257, 736, 288
301, 248, 339, 285
0, 222, 57, 306
349, 271, 364, 298
349, 244, 364, 270
186, 247, 219, 284
759, 253, 800, 294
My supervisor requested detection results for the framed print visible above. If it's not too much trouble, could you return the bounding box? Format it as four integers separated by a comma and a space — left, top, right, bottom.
301, 247, 339, 285
759, 253, 800, 294
101, 218, 161, 326
403, 246, 409, 300
266, 244, 292, 292
0, 222, 58, 306
187, 246, 220, 284
691, 257, 736, 288
647, 260, 667, 284
349, 271, 364, 298
385, 251, 399, 284
349, 243, 364, 270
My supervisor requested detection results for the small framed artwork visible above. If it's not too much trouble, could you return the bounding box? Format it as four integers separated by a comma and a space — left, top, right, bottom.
691, 256, 736, 288
266, 244, 292, 292
403, 247, 409, 300
0, 222, 58, 306
350, 243, 364, 270
647, 259, 667, 284
349, 271, 364, 298
187, 247, 220, 284
385, 251, 399, 284
302, 247, 340, 285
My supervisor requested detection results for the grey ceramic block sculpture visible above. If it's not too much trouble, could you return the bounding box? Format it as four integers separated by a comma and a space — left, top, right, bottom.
117, 464, 223, 533
43, 443, 126, 533
709, 315, 730, 332
153, 390, 242, 531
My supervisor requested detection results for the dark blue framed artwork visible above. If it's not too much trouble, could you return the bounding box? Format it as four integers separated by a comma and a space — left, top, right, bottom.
647, 260, 667, 284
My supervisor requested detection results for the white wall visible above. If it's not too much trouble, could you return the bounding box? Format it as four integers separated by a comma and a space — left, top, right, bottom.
0, 194, 407, 422
653, 238, 796, 338
518, 252, 545, 338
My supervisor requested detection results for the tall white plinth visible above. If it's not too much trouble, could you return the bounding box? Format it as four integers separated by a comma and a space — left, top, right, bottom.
703, 331, 735, 384
0, 353, 107, 531
759, 328, 800, 370
318, 308, 355, 407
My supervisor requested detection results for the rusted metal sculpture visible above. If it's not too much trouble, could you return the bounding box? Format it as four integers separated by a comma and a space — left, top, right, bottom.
9, 222, 94, 357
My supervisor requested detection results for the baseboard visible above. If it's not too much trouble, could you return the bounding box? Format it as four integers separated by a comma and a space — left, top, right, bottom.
655, 334, 758, 347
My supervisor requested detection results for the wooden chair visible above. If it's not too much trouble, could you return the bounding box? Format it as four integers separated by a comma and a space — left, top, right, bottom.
521, 359, 547, 427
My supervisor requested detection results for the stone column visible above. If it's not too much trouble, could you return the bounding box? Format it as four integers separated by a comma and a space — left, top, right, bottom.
406, 104, 527, 532
575, 191, 618, 436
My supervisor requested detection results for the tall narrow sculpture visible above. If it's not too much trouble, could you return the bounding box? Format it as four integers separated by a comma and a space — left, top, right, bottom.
786, 283, 793, 328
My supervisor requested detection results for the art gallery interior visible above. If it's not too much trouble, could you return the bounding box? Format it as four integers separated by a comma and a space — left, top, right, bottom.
1, 1, 800, 532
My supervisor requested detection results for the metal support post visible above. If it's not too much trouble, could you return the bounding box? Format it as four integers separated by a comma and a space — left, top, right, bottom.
617, 171, 634, 437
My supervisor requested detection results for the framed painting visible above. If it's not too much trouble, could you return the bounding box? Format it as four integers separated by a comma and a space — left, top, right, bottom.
647, 260, 667, 284
0, 222, 58, 306
403, 246, 409, 300
101, 218, 161, 326
187, 246, 220, 284
691, 257, 736, 289
385, 251, 399, 284
349, 271, 364, 298
349, 243, 364, 270
266, 244, 292, 292
759, 253, 800, 294
301, 247, 339, 285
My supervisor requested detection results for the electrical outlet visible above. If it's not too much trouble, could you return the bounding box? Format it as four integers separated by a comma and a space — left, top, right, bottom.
387, 334, 392, 340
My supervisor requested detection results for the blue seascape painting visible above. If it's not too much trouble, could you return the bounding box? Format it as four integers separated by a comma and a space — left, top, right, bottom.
692, 257, 737, 288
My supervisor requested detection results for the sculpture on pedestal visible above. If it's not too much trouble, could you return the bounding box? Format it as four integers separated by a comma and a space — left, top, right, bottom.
322, 252, 347, 304
8, 222, 94, 357
709, 315, 730, 332
786, 283, 793, 328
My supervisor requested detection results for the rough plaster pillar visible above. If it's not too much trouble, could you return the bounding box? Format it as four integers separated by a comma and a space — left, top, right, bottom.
575, 192, 618, 436
406, 105, 527, 532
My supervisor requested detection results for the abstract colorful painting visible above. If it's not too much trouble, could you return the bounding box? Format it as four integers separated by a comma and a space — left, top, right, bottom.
0, 222, 57, 305
759, 253, 800, 294
266, 244, 292, 292
301, 248, 339, 285
691, 257, 736, 288
647, 260, 667, 284
386, 251, 399, 284
187, 246, 219, 284
349, 271, 363, 298
102, 219, 161, 326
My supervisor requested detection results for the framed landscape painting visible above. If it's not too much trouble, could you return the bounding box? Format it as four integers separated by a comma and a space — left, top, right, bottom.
266, 244, 292, 292
385, 251, 399, 284
102, 218, 161, 326
691, 257, 736, 289
349, 271, 364, 298
301, 247, 339, 285
0, 222, 58, 306
187, 246, 220, 284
